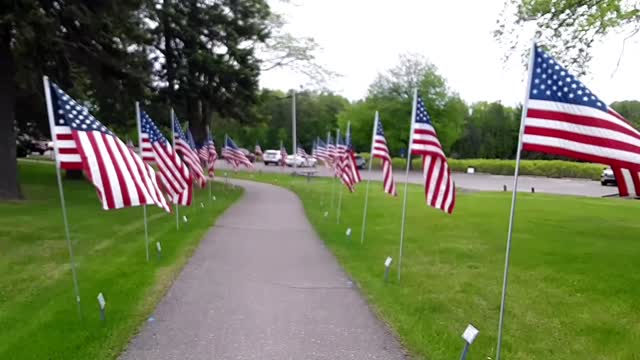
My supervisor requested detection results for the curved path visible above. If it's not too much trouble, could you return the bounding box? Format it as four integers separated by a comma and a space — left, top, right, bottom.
120, 180, 407, 360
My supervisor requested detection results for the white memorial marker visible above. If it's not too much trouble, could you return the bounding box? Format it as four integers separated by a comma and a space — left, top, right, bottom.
345, 228, 352, 240
459, 324, 479, 360
156, 241, 162, 260
97, 292, 106, 321
183, 215, 188, 223
384, 257, 392, 282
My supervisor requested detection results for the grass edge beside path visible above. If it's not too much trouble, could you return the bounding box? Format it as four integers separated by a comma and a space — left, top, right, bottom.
0, 162, 243, 360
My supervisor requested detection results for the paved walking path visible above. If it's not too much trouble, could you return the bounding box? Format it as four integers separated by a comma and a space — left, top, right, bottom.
120, 180, 407, 360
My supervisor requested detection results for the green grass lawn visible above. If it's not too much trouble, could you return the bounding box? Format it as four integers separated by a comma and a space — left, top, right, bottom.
231, 171, 640, 360
0, 162, 242, 359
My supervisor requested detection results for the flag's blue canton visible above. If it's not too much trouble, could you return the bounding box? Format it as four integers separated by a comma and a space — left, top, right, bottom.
53, 84, 111, 135
337, 134, 344, 145
173, 116, 187, 140
226, 137, 240, 149
376, 120, 385, 136
50, 84, 69, 126
529, 45, 606, 112
317, 138, 326, 147
140, 111, 168, 145
186, 128, 197, 149
327, 134, 333, 146
415, 96, 433, 124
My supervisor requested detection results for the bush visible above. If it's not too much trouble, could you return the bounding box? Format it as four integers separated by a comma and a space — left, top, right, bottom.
357, 154, 602, 180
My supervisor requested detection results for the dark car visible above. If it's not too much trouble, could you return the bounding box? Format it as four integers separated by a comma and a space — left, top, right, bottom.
239, 148, 256, 162
601, 167, 616, 186
355, 154, 366, 169
15, 134, 47, 157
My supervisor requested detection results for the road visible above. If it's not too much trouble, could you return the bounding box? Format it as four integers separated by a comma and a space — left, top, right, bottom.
214, 160, 616, 198
120, 180, 408, 360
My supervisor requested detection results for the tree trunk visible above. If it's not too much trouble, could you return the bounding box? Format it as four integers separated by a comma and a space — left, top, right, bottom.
0, 26, 22, 200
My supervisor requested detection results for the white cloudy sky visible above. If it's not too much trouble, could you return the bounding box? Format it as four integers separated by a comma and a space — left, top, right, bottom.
260, 0, 640, 106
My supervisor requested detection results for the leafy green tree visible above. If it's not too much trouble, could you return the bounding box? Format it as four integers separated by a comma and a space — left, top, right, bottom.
495, 0, 640, 73
611, 100, 640, 128
1, 0, 152, 199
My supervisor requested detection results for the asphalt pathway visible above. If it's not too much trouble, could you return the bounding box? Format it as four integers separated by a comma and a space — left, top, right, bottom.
120, 179, 407, 360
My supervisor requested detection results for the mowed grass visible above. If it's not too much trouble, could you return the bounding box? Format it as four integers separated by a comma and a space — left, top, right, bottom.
232, 171, 640, 360
0, 161, 242, 359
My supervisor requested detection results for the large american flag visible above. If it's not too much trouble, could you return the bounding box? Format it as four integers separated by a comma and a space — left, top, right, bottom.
410, 95, 455, 214
222, 136, 253, 168
297, 145, 309, 158
372, 117, 397, 196
345, 123, 362, 184
198, 127, 217, 177
327, 134, 336, 162
172, 118, 207, 188
524, 45, 640, 197
139, 110, 190, 198
46, 81, 170, 212
335, 133, 355, 191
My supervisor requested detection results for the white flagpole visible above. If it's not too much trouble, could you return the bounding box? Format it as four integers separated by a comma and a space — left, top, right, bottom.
280, 140, 284, 172
495, 41, 537, 360
360, 112, 378, 244
397, 88, 418, 281
336, 128, 343, 224
135, 102, 150, 262
43, 76, 82, 318
171, 108, 179, 231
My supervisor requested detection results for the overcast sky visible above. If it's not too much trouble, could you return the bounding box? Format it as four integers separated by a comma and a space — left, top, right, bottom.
260, 0, 640, 107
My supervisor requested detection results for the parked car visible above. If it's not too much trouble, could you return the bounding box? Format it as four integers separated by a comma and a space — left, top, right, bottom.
239, 148, 256, 162
601, 167, 616, 186
263, 149, 282, 166
354, 154, 366, 169
285, 155, 317, 167
15, 134, 47, 157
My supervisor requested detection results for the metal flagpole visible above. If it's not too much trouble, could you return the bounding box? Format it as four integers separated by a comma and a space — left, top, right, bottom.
495, 41, 536, 360
43, 76, 82, 318
336, 128, 343, 224
360, 112, 378, 244
135, 102, 150, 261
171, 108, 179, 231
292, 91, 297, 173
397, 88, 418, 281
207, 123, 212, 202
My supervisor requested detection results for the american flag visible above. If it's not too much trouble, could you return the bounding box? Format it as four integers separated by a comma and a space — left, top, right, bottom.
372, 117, 397, 196
222, 136, 253, 168
46, 81, 170, 212
524, 44, 640, 197
172, 117, 207, 188
327, 134, 336, 161
139, 110, 190, 198
315, 138, 328, 160
297, 145, 308, 158
48, 82, 82, 170
335, 132, 355, 191
280, 142, 288, 167
198, 127, 217, 177
345, 123, 362, 184
410, 94, 455, 214
255, 144, 263, 156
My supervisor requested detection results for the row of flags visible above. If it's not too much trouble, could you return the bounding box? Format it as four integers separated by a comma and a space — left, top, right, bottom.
46, 76, 258, 214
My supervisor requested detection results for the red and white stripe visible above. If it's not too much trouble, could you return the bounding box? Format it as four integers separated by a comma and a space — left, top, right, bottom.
175, 138, 207, 187
140, 134, 189, 198
371, 127, 396, 196
410, 119, 455, 214
73, 130, 171, 212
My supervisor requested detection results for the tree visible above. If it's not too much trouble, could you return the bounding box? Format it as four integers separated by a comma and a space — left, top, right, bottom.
495, 0, 640, 74
340, 54, 466, 157
611, 100, 640, 128
1, 0, 153, 200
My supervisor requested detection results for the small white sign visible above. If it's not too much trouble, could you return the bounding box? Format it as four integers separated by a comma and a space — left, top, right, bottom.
384, 257, 393, 267
212, 196, 216, 201
462, 324, 479, 344
97, 292, 106, 309
467, 167, 475, 174
200, 202, 204, 208
324, 211, 328, 217
345, 228, 352, 236
156, 241, 162, 252
183, 216, 188, 222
